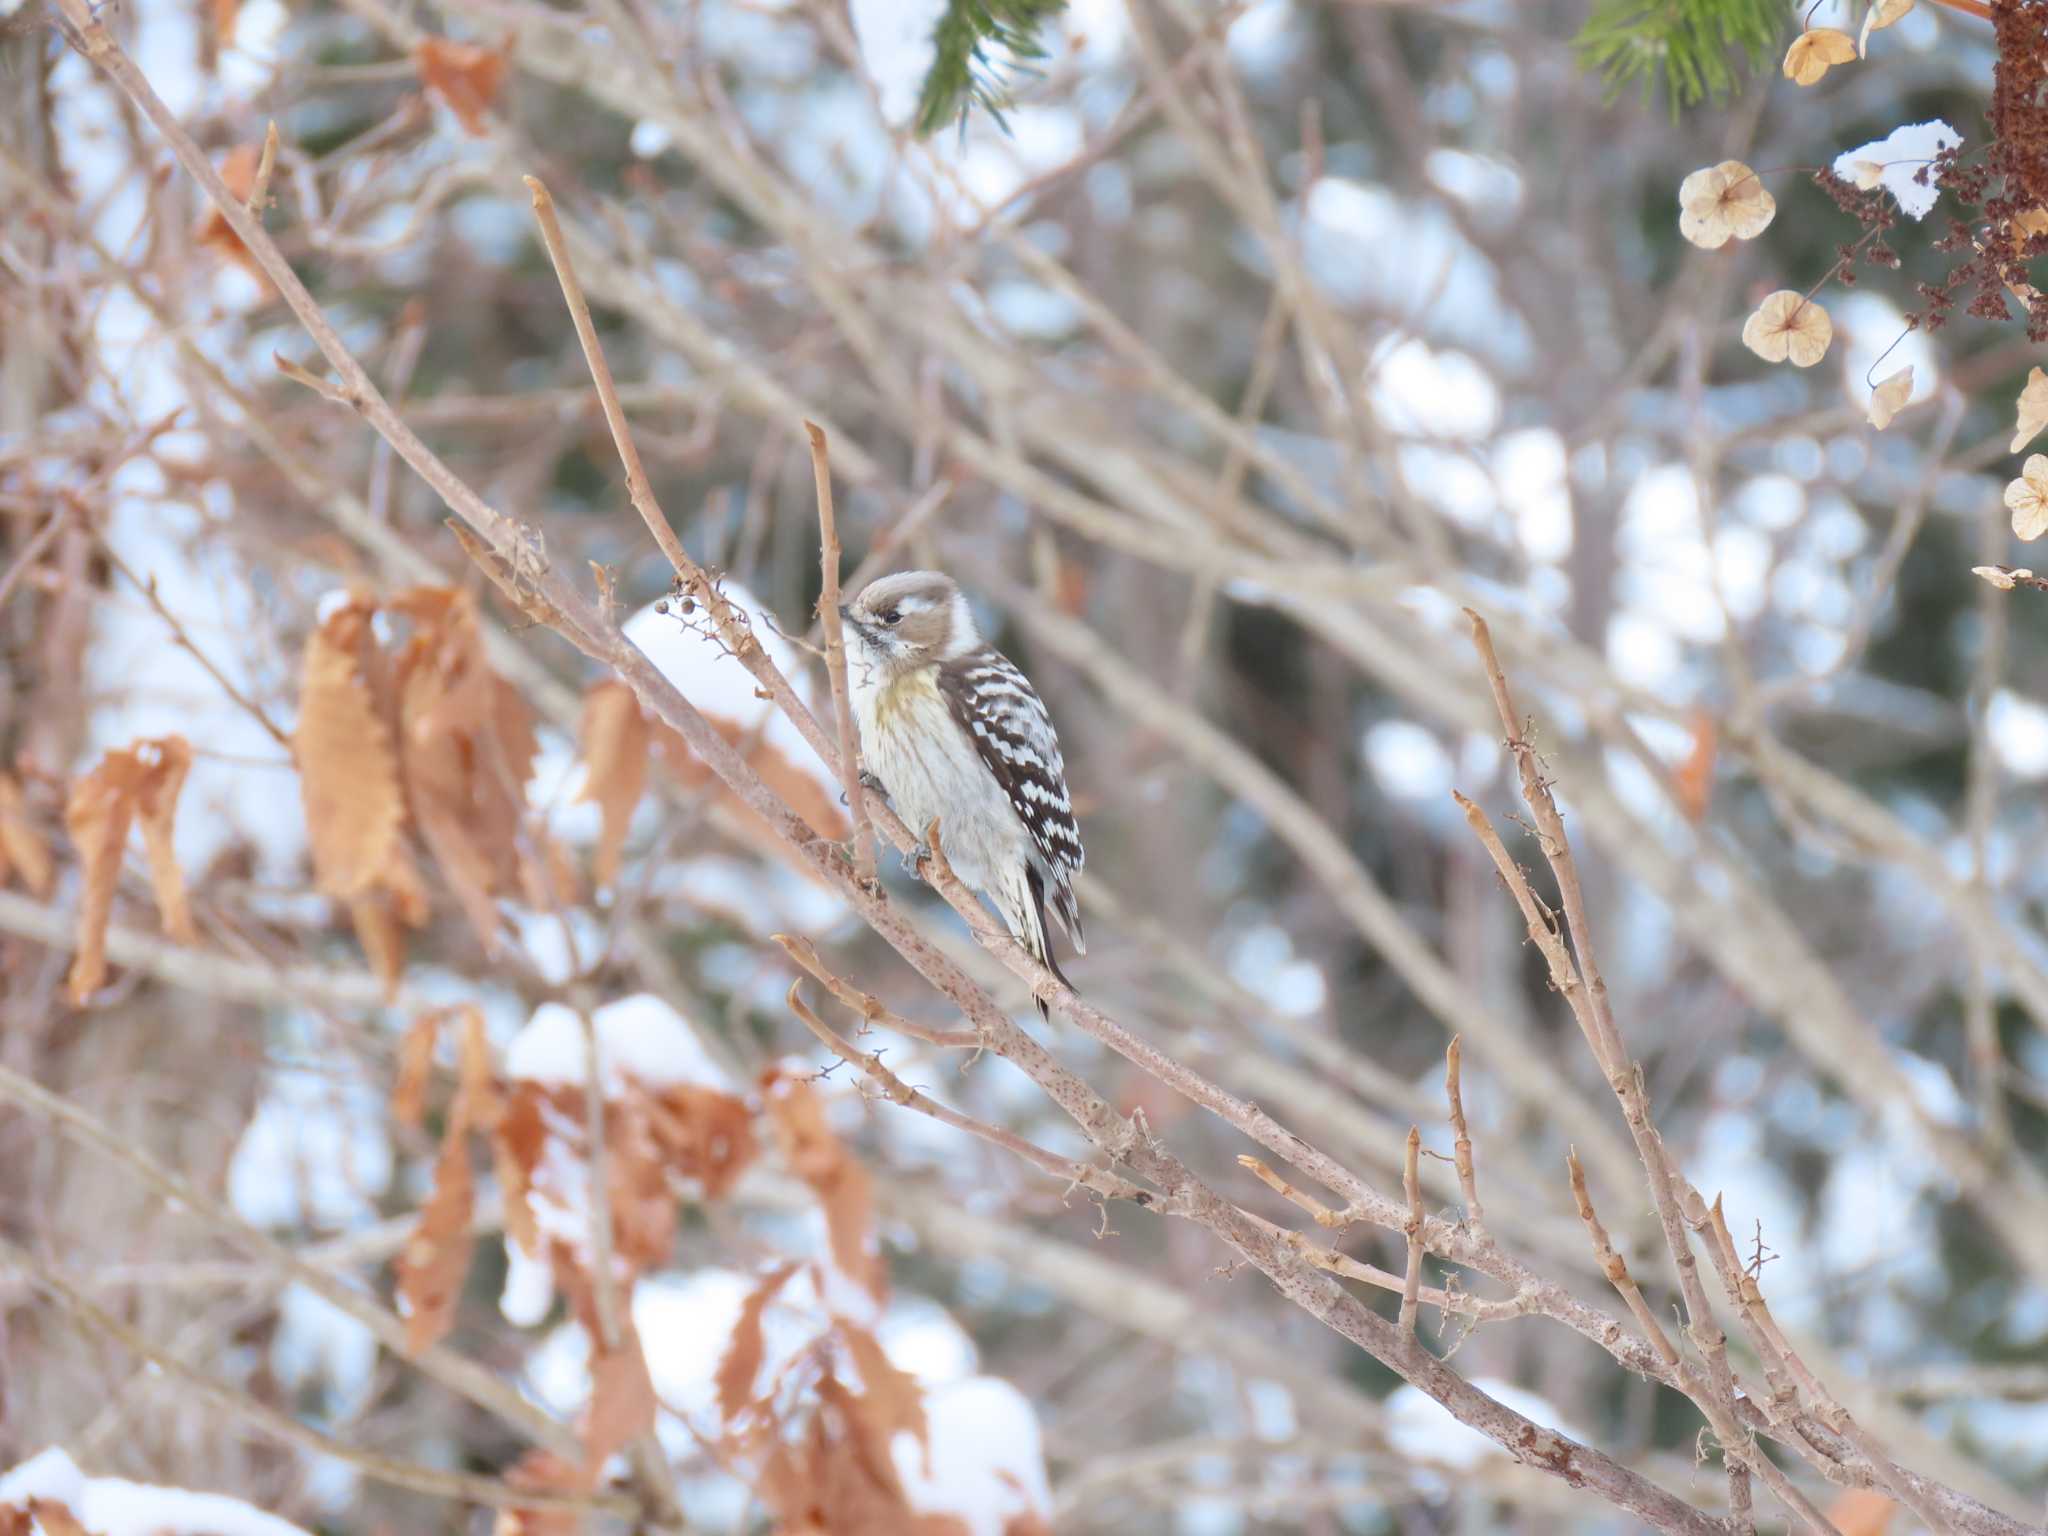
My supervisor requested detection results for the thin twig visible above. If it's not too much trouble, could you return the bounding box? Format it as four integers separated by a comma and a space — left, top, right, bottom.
807, 421, 875, 880
773, 933, 979, 1048
0, 500, 69, 610
523, 175, 692, 580
1399, 1126, 1425, 1334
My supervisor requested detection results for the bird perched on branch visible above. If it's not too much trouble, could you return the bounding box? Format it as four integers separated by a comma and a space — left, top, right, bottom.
840, 570, 1084, 1019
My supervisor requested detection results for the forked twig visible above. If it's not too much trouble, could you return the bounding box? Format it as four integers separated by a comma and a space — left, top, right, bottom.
786, 981, 1150, 1206
1443, 1036, 1484, 1233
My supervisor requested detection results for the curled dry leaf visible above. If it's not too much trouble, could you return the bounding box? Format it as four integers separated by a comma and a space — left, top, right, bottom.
2013, 367, 2048, 453
1677, 161, 1775, 249
134, 736, 195, 943
840, 1322, 930, 1476
1741, 291, 1832, 368
2005, 454, 2048, 541
393, 587, 530, 951
763, 1068, 884, 1306
0, 772, 54, 897
456, 1003, 504, 1131
194, 144, 265, 279
1674, 709, 1716, 825
1858, 0, 1913, 53
583, 1323, 658, 1479
716, 1263, 799, 1423
1783, 27, 1857, 85
1867, 366, 1913, 430
1972, 565, 2032, 589
298, 600, 405, 898
415, 37, 508, 136
63, 739, 196, 1003
576, 680, 649, 888
393, 1010, 443, 1129
395, 1080, 477, 1356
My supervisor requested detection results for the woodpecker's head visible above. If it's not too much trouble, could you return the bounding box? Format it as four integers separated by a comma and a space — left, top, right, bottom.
841, 570, 980, 681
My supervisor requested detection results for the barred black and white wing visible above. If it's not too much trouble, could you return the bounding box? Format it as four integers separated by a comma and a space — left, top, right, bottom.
937, 648, 1086, 953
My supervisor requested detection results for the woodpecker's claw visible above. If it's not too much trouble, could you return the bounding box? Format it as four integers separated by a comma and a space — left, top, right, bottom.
902, 842, 932, 877
858, 769, 888, 796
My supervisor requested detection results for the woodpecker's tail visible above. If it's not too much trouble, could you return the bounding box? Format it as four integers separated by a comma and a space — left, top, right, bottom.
1020, 866, 1074, 1022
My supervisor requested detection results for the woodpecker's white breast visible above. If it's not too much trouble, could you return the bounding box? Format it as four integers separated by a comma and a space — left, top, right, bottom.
852, 667, 1027, 899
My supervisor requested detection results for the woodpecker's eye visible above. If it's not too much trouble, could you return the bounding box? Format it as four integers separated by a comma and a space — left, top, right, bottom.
880, 608, 901, 626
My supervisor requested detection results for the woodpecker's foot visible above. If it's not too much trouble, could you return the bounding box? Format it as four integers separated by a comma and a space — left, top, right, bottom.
901, 841, 932, 877
859, 769, 888, 796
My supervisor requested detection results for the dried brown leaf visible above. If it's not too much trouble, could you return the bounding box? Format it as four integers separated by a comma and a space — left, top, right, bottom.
133, 735, 195, 942
715, 1262, 798, 1423
415, 37, 508, 136
842, 1321, 928, 1479
350, 891, 407, 1002
583, 1322, 658, 1477
647, 1083, 758, 1200
393, 1010, 443, 1128
396, 1086, 476, 1355
457, 1003, 504, 1131
0, 772, 54, 897
395, 588, 522, 949
1782, 27, 1856, 85
64, 748, 149, 1004
601, 1087, 681, 1282
1674, 709, 1715, 825
576, 681, 649, 887
299, 602, 405, 899
495, 1085, 545, 1258
493, 1450, 586, 1536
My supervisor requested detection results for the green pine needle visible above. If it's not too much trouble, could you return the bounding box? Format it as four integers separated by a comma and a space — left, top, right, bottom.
914, 0, 1068, 138
1574, 0, 1791, 117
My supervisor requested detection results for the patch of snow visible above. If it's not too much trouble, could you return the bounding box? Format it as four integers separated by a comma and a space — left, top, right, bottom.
896, 1376, 1052, 1535
228, 1062, 392, 1231
1227, 924, 1327, 1017
623, 584, 838, 807
501, 1237, 557, 1327
1989, 691, 2048, 780
0, 1448, 312, 1536
1833, 120, 1960, 220
270, 1284, 376, 1417
1496, 428, 1572, 561
1425, 148, 1523, 222
1369, 336, 1499, 441
1364, 721, 1454, 801
505, 994, 735, 1094
851, 0, 946, 126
